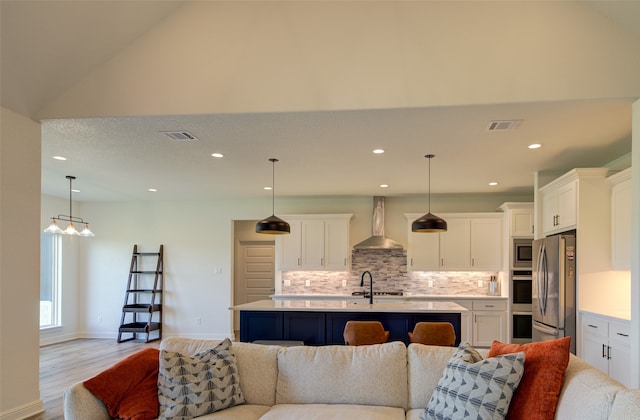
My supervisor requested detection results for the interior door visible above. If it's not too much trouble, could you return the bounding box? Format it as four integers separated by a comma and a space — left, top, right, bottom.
233, 241, 275, 334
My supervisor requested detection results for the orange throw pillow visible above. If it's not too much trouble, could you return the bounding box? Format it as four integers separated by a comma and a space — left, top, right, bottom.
83, 347, 159, 420
488, 337, 571, 420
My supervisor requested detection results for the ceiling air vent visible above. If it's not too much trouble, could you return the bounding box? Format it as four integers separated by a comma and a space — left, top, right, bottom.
160, 131, 199, 141
486, 120, 522, 131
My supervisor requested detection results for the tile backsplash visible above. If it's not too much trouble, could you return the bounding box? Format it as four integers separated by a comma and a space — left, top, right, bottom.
281, 249, 499, 296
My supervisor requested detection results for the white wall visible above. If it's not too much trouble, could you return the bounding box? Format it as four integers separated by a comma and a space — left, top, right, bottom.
41, 193, 529, 343
0, 108, 43, 419
631, 98, 640, 388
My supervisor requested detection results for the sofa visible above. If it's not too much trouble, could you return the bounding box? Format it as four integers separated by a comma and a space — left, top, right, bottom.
64, 337, 640, 420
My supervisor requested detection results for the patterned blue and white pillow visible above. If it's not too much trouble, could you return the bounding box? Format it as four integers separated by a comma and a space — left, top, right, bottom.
422, 342, 525, 420
158, 338, 245, 419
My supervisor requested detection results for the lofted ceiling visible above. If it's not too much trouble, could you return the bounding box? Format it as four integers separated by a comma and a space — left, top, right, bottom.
2, 1, 639, 202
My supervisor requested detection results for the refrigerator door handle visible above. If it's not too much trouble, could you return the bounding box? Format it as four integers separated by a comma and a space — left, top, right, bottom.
533, 322, 559, 337
536, 244, 548, 316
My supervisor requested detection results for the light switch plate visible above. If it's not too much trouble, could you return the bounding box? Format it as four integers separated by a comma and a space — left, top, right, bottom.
305, 279, 310, 287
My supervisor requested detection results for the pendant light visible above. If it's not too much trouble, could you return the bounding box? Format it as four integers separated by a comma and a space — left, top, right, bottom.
44, 175, 95, 237
256, 158, 290, 234
412, 154, 447, 233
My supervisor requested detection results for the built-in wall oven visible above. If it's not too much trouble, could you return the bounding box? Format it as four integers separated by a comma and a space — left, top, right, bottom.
511, 269, 532, 344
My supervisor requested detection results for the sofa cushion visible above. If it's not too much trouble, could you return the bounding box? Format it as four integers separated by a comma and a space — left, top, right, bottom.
423, 342, 525, 420
555, 354, 625, 420
188, 404, 271, 420
158, 339, 244, 419
609, 389, 640, 419
160, 338, 279, 406
407, 343, 489, 409
275, 341, 407, 409
488, 337, 571, 420
259, 403, 406, 420
82, 347, 159, 420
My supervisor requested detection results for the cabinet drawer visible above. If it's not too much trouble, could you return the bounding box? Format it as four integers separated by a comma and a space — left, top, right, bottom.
582, 316, 608, 338
472, 300, 506, 311
609, 322, 631, 344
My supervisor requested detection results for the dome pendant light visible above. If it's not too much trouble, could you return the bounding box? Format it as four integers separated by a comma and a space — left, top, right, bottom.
256, 158, 290, 235
412, 154, 447, 233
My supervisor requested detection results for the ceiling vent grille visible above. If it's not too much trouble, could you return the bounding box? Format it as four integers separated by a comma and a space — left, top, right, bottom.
486, 120, 522, 131
160, 131, 199, 141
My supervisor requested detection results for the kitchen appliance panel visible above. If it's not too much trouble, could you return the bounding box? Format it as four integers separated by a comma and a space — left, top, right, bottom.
513, 238, 533, 268
532, 234, 576, 353
512, 312, 533, 344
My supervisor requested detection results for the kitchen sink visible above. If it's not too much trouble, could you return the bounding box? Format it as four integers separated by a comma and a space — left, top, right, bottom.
351, 291, 404, 297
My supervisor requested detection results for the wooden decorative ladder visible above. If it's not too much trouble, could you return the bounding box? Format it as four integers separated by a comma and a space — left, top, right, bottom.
117, 244, 163, 343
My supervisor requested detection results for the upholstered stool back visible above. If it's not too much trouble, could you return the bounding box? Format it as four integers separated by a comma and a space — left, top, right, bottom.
408, 322, 456, 346
343, 321, 390, 346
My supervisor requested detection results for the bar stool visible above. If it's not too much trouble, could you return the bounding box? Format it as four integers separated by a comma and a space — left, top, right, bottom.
408, 322, 456, 346
343, 321, 390, 346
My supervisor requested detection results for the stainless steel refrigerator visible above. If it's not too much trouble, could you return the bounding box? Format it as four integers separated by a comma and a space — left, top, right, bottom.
532, 234, 576, 354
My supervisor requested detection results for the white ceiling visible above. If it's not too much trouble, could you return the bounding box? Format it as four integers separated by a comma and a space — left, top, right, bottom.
2, 1, 639, 202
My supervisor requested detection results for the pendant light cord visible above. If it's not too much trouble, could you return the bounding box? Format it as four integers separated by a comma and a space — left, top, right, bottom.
67, 175, 76, 219
425, 154, 435, 213
269, 158, 278, 216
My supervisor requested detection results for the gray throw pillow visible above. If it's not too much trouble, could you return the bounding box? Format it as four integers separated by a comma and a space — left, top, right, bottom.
422, 342, 525, 420
158, 338, 245, 419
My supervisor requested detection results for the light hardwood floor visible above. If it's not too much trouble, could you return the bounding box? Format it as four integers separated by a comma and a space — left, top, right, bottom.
30, 338, 159, 420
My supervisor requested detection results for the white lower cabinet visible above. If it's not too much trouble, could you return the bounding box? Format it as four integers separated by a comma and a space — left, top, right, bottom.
581, 312, 631, 387
454, 299, 507, 347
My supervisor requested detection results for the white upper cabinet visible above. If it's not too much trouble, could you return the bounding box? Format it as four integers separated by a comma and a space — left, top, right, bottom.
440, 218, 471, 269
276, 214, 352, 271
407, 228, 440, 270
406, 213, 503, 271
510, 207, 534, 237
541, 180, 577, 235
608, 168, 632, 270
470, 218, 503, 270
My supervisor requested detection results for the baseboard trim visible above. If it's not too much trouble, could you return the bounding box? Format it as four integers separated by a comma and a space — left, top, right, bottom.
0, 399, 43, 420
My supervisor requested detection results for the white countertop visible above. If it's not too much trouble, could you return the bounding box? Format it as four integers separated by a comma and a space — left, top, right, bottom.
272, 294, 507, 300
230, 299, 468, 313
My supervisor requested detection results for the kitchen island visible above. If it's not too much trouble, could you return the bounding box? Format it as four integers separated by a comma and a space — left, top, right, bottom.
229, 300, 467, 346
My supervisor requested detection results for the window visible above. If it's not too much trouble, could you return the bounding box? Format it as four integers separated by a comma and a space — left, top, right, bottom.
40, 234, 61, 328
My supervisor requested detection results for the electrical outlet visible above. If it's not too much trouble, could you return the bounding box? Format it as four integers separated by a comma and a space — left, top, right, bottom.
196, 317, 202, 325
428, 280, 433, 288
305, 279, 311, 287
97, 316, 102, 324
342, 279, 347, 287
478, 280, 483, 287
283, 279, 291, 286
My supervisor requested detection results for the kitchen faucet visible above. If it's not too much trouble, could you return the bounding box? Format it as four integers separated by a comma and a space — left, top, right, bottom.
360, 271, 374, 304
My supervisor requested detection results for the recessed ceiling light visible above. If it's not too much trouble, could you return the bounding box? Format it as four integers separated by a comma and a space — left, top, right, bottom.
528, 143, 541, 149
52, 156, 67, 161
148, 188, 158, 192
489, 182, 498, 186
373, 149, 385, 154
211, 153, 224, 158
380, 184, 389, 188
264, 186, 272, 190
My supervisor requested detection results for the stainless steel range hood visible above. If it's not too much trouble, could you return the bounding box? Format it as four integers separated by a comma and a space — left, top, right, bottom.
353, 196, 403, 250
